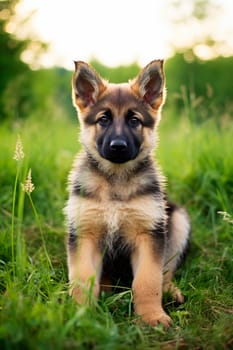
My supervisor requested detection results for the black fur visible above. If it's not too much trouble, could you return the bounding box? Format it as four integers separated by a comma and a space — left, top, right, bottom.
67, 223, 77, 250
100, 235, 133, 288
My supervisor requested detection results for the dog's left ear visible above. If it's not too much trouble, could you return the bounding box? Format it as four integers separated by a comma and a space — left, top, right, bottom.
130, 60, 165, 110
72, 61, 107, 111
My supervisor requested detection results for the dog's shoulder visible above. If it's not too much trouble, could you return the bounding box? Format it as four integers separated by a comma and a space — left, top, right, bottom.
67, 151, 104, 199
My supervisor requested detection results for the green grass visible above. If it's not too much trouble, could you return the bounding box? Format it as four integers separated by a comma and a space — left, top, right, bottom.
0, 98, 233, 349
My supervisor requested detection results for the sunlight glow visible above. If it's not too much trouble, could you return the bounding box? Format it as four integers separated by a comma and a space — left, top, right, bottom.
12, 0, 233, 69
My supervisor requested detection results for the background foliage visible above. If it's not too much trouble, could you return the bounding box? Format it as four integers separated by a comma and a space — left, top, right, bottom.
1, 1, 233, 123
0, 1, 233, 349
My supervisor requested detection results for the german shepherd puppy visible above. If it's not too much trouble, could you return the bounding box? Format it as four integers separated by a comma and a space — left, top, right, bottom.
64, 60, 190, 328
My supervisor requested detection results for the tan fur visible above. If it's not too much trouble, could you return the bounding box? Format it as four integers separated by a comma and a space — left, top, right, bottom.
131, 234, 171, 327
68, 236, 102, 304
65, 60, 190, 328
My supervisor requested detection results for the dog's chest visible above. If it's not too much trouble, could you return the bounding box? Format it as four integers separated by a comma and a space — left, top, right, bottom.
85, 179, 136, 232
72, 177, 164, 242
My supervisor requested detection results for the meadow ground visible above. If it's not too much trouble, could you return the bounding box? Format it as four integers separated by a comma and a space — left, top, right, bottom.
0, 95, 233, 349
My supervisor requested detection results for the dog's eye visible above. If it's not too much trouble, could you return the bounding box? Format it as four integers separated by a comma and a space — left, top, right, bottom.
97, 114, 112, 127
128, 116, 141, 128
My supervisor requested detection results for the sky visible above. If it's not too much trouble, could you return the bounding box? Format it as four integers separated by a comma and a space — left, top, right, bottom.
10, 0, 233, 69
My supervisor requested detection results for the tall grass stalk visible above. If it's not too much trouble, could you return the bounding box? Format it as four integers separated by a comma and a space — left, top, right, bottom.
26, 191, 53, 271
16, 177, 27, 278
11, 135, 25, 278
21, 167, 53, 271
12, 136, 53, 281
11, 164, 18, 278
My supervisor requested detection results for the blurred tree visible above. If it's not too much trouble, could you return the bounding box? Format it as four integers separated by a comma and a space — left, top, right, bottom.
168, 0, 232, 61
0, 1, 28, 75
0, 0, 28, 118
163, 0, 233, 121
0, 0, 47, 120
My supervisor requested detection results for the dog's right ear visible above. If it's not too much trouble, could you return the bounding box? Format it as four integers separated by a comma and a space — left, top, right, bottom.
72, 61, 107, 111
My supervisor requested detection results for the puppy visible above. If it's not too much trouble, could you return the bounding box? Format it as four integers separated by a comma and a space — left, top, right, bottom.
64, 60, 190, 327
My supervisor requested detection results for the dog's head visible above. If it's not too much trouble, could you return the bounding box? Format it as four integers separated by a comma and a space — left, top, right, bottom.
72, 60, 165, 165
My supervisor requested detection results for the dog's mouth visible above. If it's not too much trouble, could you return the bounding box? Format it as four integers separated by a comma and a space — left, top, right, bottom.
104, 154, 134, 164
100, 149, 137, 164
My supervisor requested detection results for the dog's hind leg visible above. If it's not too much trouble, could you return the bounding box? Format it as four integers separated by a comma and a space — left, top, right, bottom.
163, 203, 190, 303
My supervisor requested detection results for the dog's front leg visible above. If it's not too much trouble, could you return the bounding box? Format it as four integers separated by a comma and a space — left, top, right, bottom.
68, 236, 102, 304
131, 234, 172, 328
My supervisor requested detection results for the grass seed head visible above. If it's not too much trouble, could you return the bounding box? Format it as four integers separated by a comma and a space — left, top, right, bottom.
21, 169, 35, 194
13, 135, 25, 161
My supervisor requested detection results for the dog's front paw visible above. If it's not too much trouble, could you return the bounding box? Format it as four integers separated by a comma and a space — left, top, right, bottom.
70, 285, 88, 304
139, 310, 172, 329
70, 280, 100, 305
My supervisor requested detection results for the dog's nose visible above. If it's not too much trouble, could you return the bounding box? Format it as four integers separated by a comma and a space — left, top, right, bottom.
110, 139, 127, 151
